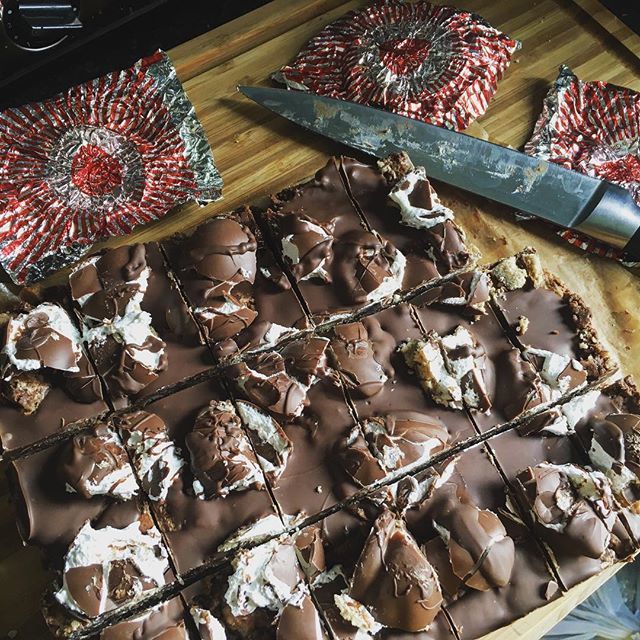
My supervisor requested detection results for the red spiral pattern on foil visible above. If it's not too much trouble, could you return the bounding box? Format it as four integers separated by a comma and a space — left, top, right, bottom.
275, 0, 519, 130
526, 65, 640, 264
0, 51, 221, 283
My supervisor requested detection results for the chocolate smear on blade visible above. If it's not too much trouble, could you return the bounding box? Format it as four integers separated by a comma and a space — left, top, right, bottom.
345, 507, 443, 632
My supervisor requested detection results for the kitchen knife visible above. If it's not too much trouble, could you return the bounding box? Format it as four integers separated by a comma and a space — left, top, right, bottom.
238, 85, 640, 260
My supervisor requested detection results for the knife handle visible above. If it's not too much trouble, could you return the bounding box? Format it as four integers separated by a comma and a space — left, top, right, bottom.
574, 183, 640, 260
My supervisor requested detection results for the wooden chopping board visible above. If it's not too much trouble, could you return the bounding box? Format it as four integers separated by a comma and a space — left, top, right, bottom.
2, 0, 640, 637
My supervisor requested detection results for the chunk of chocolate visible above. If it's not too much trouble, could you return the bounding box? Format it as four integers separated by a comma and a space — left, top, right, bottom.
0, 303, 107, 451
116, 379, 279, 575
330, 321, 389, 398
185, 400, 265, 499
295, 523, 326, 580
279, 212, 336, 282
100, 597, 188, 640
72, 243, 211, 408
417, 271, 491, 319
53, 511, 169, 620
277, 594, 326, 640
430, 483, 515, 591
586, 413, 640, 508
117, 411, 184, 502
1, 302, 86, 410
362, 411, 450, 473
401, 325, 492, 413
341, 155, 471, 286
230, 337, 330, 419
345, 508, 443, 632
410, 273, 554, 430
69, 245, 149, 323
61, 424, 138, 501
330, 229, 405, 306
163, 210, 310, 362
186, 527, 328, 640
339, 427, 387, 487
260, 158, 408, 322
514, 463, 616, 560
235, 400, 292, 485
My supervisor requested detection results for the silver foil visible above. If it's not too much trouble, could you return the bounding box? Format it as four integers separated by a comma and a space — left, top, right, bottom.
0, 50, 222, 284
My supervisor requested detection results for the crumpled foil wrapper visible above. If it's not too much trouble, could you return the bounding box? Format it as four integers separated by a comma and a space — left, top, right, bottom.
0, 50, 223, 284
526, 65, 640, 266
273, 0, 520, 131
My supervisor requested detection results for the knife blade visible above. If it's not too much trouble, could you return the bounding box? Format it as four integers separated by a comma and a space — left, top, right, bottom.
238, 85, 640, 259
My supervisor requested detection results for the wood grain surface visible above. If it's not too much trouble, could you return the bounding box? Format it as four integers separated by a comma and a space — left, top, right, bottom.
1, 1, 639, 638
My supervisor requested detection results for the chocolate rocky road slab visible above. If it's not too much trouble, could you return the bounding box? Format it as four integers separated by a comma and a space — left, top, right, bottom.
37, 375, 639, 640
0, 162, 626, 639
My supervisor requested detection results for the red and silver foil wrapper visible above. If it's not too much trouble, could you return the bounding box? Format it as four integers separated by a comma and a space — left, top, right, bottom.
274, 0, 519, 131
0, 50, 222, 284
526, 65, 640, 265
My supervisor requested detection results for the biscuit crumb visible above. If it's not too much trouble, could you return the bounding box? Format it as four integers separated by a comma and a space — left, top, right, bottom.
491, 256, 527, 291
516, 315, 529, 335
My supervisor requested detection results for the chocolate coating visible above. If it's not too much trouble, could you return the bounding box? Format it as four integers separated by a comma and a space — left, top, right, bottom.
411, 274, 549, 430
514, 464, 613, 560
279, 212, 336, 281
331, 321, 389, 398
74, 243, 211, 409
342, 305, 476, 448
400, 444, 559, 639
122, 379, 277, 575
330, 229, 398, 306
229, 336, 368, 532
185, 400, 264, 498
262, 158, 401, 321
365, 412, 450, 473
164, 210, 309, 361
70, 245, 148, 322
430, 483, 515, 591
340, 157, 470, 285
277, 594, 326, 640
9, 310, 78, 370
349, 508, 443, 632
230, 337, 330, 419
100, 597, 188, 640
61, 423, 133, 500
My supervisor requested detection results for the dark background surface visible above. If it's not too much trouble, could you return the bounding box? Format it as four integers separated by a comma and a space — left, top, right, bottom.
0, 0, 638, 109
0, 0, 272, 107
